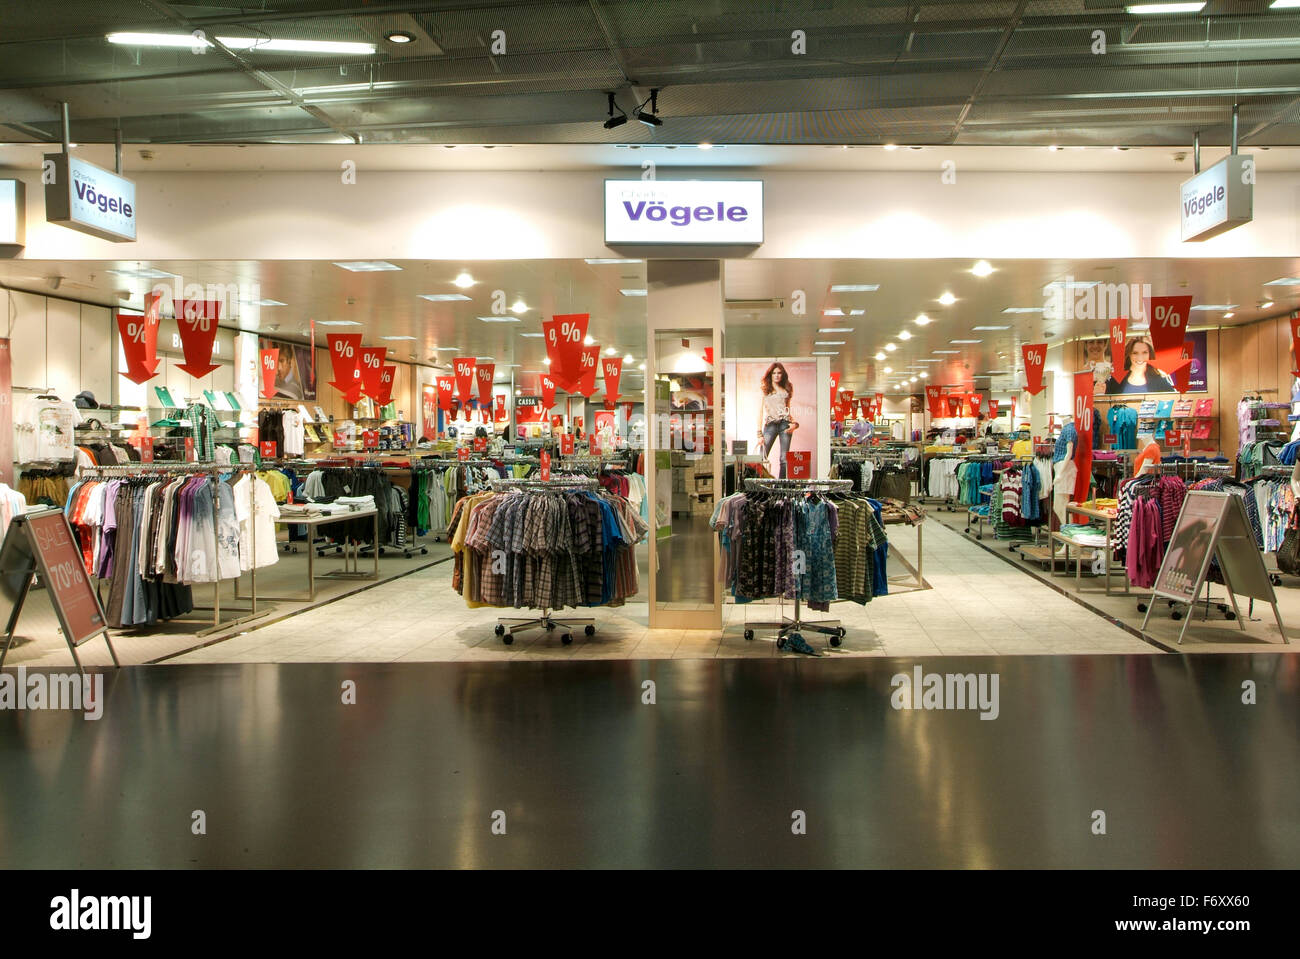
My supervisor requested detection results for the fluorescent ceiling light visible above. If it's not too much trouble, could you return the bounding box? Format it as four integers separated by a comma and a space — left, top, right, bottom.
1189, 304, 1238, 310
938, 292, 956, 306
1125, 2, 1205, 13
620, 289, 647, 297
108, 32, 376, 54
478, 316, 520, 323
418, 293, 471, 302
933, 350, 960, 354
811, 351, 839, 356
830, 284, 880, 293
898, 330, 912, 340
1222, 312, 1235, 319
972, 325, 1010, 331
335, 261, 400, 272
1271, 1, 1300, 8
914, 314, 932, 325
951, 339, 982, 344
1043, 280, 1099, 291
819, 327, 853, 333
971, 261, 995, 277
519, 333, 544, 338
815, 341, 846, 345
1263, 276, 1300, 285
823, 308, 845, 316
315, 320, 363, 327
1002, 307, 1043, 314
107, 268, 177, 280
914, 359, 942, 363
1261, 300, 1275, 309
584, 258, 643, 265
244, 298, 286, 307
380, 335, 417, 341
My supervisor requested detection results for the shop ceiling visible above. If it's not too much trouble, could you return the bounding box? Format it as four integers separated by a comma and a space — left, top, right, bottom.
2, 2, 1300, 148
2, 256, 1297, 394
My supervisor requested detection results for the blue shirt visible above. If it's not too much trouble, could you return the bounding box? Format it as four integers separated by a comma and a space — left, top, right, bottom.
1053, 422, 1078, 463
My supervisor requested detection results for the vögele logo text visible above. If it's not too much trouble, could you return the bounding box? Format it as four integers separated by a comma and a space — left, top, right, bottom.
72, 170, 134, 219
620, 199, 748, 226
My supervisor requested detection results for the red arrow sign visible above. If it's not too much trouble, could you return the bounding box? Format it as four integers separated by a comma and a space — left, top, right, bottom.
541, 374, 557, 410
453, 357, 476, 401
260, 348, 278, 398
117, 292, 162, 384
436, 376, 454, 411
357, 346, 387, 401
1109, 316, 1127, 375
174, 300, 222, 378
326, 333, 363, 397
1146, 295, 1193, 354
548, 313, 588, 389
1022, 343, 1048, 395
575, 344, 600, 397
476, 362, 495, 406
601, 357, 623, 405
374, 364, 397, 407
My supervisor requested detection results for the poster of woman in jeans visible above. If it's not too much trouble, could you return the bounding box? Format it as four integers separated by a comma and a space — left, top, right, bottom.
724, 359, 819, 479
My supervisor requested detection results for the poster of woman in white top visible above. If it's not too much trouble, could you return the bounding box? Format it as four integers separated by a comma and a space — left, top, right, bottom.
724, 359, 819, 480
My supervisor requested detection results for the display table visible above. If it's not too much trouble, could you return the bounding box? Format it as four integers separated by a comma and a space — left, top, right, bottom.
883, 512, 925, 590
258, 508, 380, 601
1051, 503, 1129, 596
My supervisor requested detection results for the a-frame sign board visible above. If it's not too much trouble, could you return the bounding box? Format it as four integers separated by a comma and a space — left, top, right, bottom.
0, 509, 119, 675
1143, 491, 1288, 645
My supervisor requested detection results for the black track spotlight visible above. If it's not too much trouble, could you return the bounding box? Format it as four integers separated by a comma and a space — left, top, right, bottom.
635, 88, 663, 127
602, 92, 628, 130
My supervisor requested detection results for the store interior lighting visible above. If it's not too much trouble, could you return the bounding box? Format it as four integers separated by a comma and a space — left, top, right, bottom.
635, 89, 663, 127
602, 93, 628, 130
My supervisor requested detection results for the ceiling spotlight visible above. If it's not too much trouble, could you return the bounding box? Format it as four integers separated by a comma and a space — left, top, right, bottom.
971, 260, 994, 277
638, 362, 646, 370
938, 292, 956, 305
511, 298, 527, 314
875, 352, 886, 361
623, 353, 634, 363
1048, 145, 1060, 152
385, 30, 414, 43
602, 92, 628, 130
635, 89, 663, 127
584, 334, 595, 345
920, 372, 929, 379
898, 330, 912, 340
697, 142, 713, 150
883, 143, 898, 151
542, 357, 552, 365
1223, 312, 1235, 319
453, 271, 475, 288
1260, 300, 1275, 309
884, 342, 897, 352
605, 347, 617, 356
884, 367, 893, 374
915, 314, 932, 325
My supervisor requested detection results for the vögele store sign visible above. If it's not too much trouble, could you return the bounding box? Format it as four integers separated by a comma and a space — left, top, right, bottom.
604, 179, 763, 245
44, 154, 137, 242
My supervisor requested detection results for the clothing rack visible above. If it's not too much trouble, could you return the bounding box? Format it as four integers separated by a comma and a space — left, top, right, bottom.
486, 474, 601, 643
80, 462, 268, 636
739, 477, 852, 650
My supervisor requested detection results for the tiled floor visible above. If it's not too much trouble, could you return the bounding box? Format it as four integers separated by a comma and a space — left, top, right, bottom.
166, 517, 1158, 663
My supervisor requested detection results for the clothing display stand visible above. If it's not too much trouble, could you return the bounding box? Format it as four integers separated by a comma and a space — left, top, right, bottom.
81, 463, 267, 637
486, 475, 602, 645
739, 477, 851, 649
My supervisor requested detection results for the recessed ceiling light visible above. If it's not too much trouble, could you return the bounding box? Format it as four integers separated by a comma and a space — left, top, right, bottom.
334, 261, 401, 272
909, 377, 918, 383
620, 289, 647, 297
815, 341, 846, 345
971, 261, 995, 277
418, 293, 471, 302
380, 335, 417, 341
638, 362, 646, 370
1002, 307, 1044, 314
478, 316, 520, 323
1263, 276, 1300, 286
884, 342, 897, 352
819, 327, 853, 333
1125, 2, 1205, 13
950, 339, 982, 344
883, 144, 898, 151
875, 352, 886, 360
385, 30, 414, 43
883, 367, 893, 373
315, 320, 364, 327
830, 284, 880, 293
823, 308, 846, 316
542, 357, 551, 365
108, 32, 376, 54
605, 347, 617, 356
972, 325, 1011, 331
623, 354, 634, 363
698, 142, 712, 150
898, 330, 912, 340
919, 372, 929, 378
585, 258, 643, 265
1047, 145, 1060, 152
914, 314, 932, 325
453, 271, 476, 288
933, 350, 960, 354
584, 334, 595, 345
1223, 312, 1235, 318
1260, 300, 1275, 309
938, 292, 956, 305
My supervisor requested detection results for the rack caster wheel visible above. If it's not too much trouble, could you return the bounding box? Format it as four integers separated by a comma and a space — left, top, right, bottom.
830, 635, 842, 647
494, 624, 505, 636
744, 629, 754, 640
545, 622, 555, 631
837, 627, 847, 637
503, 635, 514, 645
561, 633, 573, 645
776, 637, 787, 650
584, 625, 595, 636
1224, 610, 1236, 621
1137, 602, 1149, 613
1171, 610, 1183, 621
1270, 574, 1282, 586
976, 534, 983, 541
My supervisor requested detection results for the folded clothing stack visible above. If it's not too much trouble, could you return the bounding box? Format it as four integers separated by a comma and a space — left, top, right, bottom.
334, 495, 376, 512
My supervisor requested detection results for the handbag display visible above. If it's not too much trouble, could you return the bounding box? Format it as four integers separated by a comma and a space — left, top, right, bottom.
1276, 506, 1300, 576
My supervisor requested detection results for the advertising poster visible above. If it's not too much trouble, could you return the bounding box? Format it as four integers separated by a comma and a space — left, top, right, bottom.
1093, 330, 1208, 395
594, 410, 617, 450
724, 359, 820, 479
258, 334, 317, 400
421, 385, 439, 441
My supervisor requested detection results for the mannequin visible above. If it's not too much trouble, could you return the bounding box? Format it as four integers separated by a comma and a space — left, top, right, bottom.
1052, 414, 1078, 527
1133, 432, 1161, 477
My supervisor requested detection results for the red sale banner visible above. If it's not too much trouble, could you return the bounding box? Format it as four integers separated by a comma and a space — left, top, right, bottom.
421, 385, 438, 441
1072, 369, 1094, 504
327, 334, 364, 403
494, 394, 507, 422
1109, 316, 1127, 374
787, 451, 811, 479
436, 376, 454, 411
560, 434, 575, 454
260, 440, 278, 458
1022, 343, 1047, 395
1165, 429, 1182, 445
547, 313, 588, 389
363, 430, 378, 449
473, 436, 487, 452
374, 364, 396, 407
841, 389, 854, 407
829, 370, 840, 407
259, 348, 278, 398
357, 346, 386, 401
1146, 295, 1193, 353
174, 300, 222, 378
575, 345, 600, 397
184, 437, 195, 462
947, 396, 962, 417
457, 445, 469, 462
969, 393, 984, 416
988, 399, 999, 418
454, 357, 476, 401
541, 374, 557, 410
602, 357, 623, 404
539, 449, 552, 482
139, 436, 154, 463
117, 292, 162, 385
1290, 315, 1300, 376
551, 415, 563, 429
925, 386, 941, 416
476, 363, 495, 405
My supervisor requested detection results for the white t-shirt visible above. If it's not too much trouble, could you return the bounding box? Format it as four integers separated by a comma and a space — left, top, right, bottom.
762, 391, 791, 426
281, 409, 305, 456
233, 475, 281, 570
14, 395, 81, 462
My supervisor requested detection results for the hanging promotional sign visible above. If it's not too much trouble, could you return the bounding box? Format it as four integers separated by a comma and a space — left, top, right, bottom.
259, 348, 278, 398
116, 292, 162, 385
173, 300, 222, 378
988, 399, 999, 418
421, 385, 438, 441
1022, 343, 1047, 395
1109, 316, 1127, 374
436, 376, 455, 412
1180, 156, 1254, 242
494, 394, 507, 422
602, 357, 623, 405
546, 313, 588, 389
969, 393, 984, 416
541, 374, 557, 410
786, 451, 811, 480
43, 153, 137, 242
560, 434, 575, 455
539, 449, 552, 482
515, 394, 545, 423
947, 396, 962, 417
1073, 369, 1094, 504
355, 346, 385, 401
374, 364, 396, 407
1290, 315, 1300, 376
829, 370, 840, 408
454, 357, 476, 401
1145, 295, 1193, 354
476, 363, 495, 405
575, 345, 600, 397
138, 435, 153, 463
260, 440, 278, 458
604, 179, 764, 245
327, 333, 364, 402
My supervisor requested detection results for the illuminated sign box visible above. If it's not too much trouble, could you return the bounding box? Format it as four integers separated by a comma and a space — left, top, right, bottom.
0, 179, 24, 250
44, 154, 137, 242
604, 179, 763, 245
1180, 156, 1252, 242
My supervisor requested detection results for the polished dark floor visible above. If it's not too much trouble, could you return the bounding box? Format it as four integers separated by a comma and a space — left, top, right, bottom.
1, 655, 1297, 868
